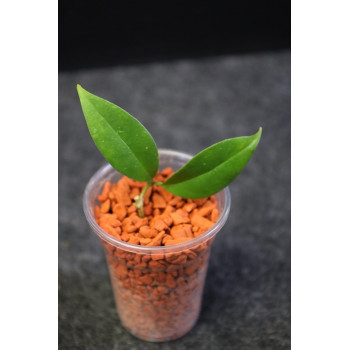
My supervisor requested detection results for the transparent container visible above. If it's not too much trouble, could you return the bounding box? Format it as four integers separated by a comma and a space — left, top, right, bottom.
83, 149, 231, 342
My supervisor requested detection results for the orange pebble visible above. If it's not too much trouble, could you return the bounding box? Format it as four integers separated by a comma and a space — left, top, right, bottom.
152, 193, 167, 209
140, 238, 152, 245
97, 181, 111, 202
162, 234, 173, 245
170, 225, 188, 239
170, 224, 193, 239
138, 274, 153, 284
113, 203, 127, 220
198, 204, 215, 217
118, 177, 131, 193
160, 213, 173, 226
143, 202, 153, 216
99, 213, 121, 227
164, 205, 175, 214
193, 198, 208, 206
169, 196, 182, 206
100, 199, 111, 213
139, 226, 157, 238
108, 191, 115, 200
120, 232, 130, 242
125, 224, 137, 233
151, 217, 168, 231
128, 236, 140, 245
147, 231, 166, 246
136, 217, 149, 229
126, 178, 146, 188
157, 186, 173, 202
165, 273, 177, 288
100, 223, 117, 237
127, 205, 137, 214
183, 203, 196, 213
115, 187, 132, 206
191, 214, 214, 232
148, 260, 165, 269
176, 200, 185, 208
171, 209, 190, 225
161, 167, 173, 176
169, 254, 187, 265
151, 253, 165, 261
116, 265, 128, 280
211, 208, 219, 222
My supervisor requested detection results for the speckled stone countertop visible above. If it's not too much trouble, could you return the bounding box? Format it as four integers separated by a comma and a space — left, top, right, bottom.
59, 51, 290, 349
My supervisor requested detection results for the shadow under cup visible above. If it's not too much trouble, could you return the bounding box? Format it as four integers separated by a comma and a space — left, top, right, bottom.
83, 149, 231, 342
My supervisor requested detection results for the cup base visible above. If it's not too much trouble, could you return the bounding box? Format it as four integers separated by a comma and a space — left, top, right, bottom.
122, 314, 199, 342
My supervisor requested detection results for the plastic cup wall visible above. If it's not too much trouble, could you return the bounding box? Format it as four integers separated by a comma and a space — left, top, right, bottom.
83, 149, 231, 341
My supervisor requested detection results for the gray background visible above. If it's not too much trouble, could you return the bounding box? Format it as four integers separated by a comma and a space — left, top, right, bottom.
59, 51, 290, 349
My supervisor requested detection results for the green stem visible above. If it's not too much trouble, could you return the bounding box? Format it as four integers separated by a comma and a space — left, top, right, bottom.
133, 182, 155, 218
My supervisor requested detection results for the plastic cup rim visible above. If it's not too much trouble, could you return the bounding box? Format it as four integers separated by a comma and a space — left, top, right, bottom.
83, 148, 231, 254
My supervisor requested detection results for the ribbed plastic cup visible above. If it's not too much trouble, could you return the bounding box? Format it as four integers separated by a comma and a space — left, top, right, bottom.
83, 149, 231, 341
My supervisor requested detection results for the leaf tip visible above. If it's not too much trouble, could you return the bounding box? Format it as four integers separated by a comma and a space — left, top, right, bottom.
256, 127, 262, 141
76, 84, 84, 94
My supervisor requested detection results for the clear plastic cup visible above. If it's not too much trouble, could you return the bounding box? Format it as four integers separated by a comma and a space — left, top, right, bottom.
83, 149, 231, 342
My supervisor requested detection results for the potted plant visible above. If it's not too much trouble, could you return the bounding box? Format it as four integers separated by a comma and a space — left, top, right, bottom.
78, 85, 261, 341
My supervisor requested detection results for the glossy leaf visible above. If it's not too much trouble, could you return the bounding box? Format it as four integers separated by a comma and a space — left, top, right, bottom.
77, 85, 158, 182
162, 128, 262, 198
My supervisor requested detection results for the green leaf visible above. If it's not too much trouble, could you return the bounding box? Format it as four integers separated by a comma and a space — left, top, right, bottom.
77, 85, 158, 182
162, 128, 262, 198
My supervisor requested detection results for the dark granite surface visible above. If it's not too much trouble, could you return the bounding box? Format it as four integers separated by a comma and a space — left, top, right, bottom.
59, 51, 291, 349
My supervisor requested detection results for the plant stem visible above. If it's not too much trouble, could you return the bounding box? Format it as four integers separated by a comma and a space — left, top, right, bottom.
133, 182, 153, 218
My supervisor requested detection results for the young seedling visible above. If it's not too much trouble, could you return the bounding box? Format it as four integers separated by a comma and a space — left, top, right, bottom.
77, 85, 262, 218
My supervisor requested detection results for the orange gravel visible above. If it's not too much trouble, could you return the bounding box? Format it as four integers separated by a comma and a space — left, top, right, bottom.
95, 167, 219, 245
